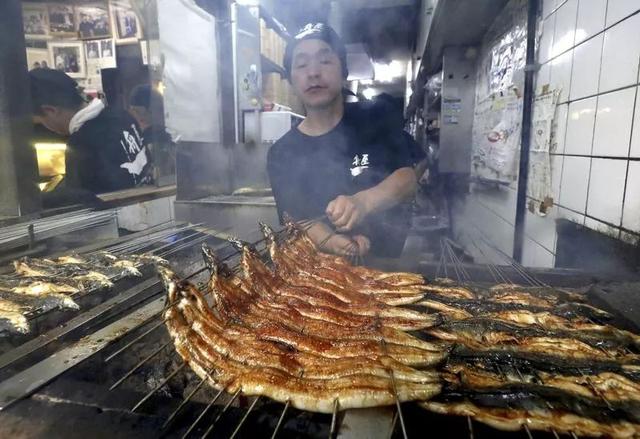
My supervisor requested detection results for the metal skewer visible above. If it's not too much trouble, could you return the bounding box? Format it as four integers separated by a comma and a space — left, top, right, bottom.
329, 398, 339, 439
388, 410, 399, 439
181, 386, 226, 439
552, 429, 561, 439
229, 396, 260, 439
201, 388, 241, 439
131, 362, 187, 412
109, 339, 172, 390
105, 319, 165, 363
467, 416, 474, 439
270, 400, 290, 439
163, 370, 213, 429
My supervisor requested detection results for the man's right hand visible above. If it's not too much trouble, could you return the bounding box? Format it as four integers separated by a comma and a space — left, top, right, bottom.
306, 221, 370, 257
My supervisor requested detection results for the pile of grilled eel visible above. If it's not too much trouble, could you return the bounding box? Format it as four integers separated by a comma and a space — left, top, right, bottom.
0, 252, 165, 334
159, 226, 446, 413
414, 279, 640, 436
161, 220, 640, 437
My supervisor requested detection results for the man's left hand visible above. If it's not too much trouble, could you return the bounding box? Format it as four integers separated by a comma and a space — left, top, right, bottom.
326, 194, 369, 232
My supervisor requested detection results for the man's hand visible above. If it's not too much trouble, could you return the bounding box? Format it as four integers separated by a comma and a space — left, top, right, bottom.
322, 233, 370, 257
326, 194, 370, 232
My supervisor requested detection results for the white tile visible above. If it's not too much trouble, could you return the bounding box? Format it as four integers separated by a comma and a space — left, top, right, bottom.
557, 206, 585, 225
524, 208, 557, 252
551, 103, 569, 154
630, 87, 640, 157
575, 0, 607, 44
564, 97, 596, 155
584, 216, 621, 238
605, 0, 640, 27
536, 62, 551, 95
522, 238, 555, 268
559, 156, 591, 213
549, 50, 573, 102
551, 0, 578, 58
586, 158, 627, 225
539, 15, 556, 64
543, 0, 558, 18
551, 154, 564, 201
569, 35, 603, 100
599, 13, 640, 93
622, 161, 640, 232
592, 87, 636, 157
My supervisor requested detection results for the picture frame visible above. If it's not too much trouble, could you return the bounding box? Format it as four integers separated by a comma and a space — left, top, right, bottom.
48, 3, 76, 37
49, 41, 86, 78
22, 3, 50, 40
109, 0, 143, 45
75, 2, 111, 40
26, 47, 51, 71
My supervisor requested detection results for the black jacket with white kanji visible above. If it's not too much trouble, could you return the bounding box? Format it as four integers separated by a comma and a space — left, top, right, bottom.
65, 106, 152, 194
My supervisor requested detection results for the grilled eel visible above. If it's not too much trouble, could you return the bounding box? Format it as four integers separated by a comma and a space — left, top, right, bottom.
421, 400, 640, 438
487, 283, 585, 303
450, 346, 640, 382
276, 220, 426, 287
477, 310, 640, 348
259, 233, 425, 306
444, 361, 640, 403
0, 277, 79, 310
203, 255, 447, 366
0, 298, 29, 334
261, 224, 429, 294
430, 318, 640, 359
170, 273, 440, 382
418, 295, 612, 322
13, 259, 115, 290
161, 268, 442, 412
220, 242, 438, 331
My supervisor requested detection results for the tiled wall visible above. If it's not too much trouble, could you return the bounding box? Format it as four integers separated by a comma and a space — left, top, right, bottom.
539, 0, 640, 250
458, 0, 640, 268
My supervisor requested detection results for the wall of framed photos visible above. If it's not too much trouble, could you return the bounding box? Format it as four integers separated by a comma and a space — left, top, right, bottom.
22, 0, 146, 96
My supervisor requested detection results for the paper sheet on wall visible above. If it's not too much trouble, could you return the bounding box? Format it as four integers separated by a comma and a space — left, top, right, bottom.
157, 0, 221, 143
471, 91, 522, 182
527, 90, 559, 215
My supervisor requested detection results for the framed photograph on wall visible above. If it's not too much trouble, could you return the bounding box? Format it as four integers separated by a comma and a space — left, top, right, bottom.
26, 48, 51, 71
22, 3, 50, 39
50, 41, 86, 78
76, 2, 111, 40
48, 4, 76, 37
109, 0, 143, 44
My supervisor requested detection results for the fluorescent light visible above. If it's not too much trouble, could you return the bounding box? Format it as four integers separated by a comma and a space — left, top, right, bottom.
373, 60, 404, 83
34, 143, 66, 151
362, 88, 376, 100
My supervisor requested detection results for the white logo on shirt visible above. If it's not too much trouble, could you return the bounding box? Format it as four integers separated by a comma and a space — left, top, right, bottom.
350, 154, 370, 177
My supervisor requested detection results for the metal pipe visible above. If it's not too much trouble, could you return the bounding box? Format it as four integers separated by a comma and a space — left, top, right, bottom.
231, 2, 240, 143
513, 0, 540, 262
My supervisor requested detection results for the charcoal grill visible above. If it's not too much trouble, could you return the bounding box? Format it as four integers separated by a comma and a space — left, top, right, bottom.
0, 224, 638, 439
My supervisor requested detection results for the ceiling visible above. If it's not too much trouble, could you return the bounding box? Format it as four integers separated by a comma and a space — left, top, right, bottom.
269, 0, 420, 98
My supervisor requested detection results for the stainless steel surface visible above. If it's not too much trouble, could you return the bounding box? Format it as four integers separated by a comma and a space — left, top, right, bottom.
0, 277, 161, 374
0, 297, 165, 410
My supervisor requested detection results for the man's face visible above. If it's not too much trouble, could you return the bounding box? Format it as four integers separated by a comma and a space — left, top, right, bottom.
33, 105, 72, 136
290, 39, 343, 110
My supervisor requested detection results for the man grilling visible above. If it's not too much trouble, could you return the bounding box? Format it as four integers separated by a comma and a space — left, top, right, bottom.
267, 23, 420, 258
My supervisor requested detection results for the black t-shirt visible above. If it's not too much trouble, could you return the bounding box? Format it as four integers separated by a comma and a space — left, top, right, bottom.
65, 107, 151, 194
267, 102, 420, 257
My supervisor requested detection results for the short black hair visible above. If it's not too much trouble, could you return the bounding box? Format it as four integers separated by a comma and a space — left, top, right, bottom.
129, 84, 151, 109
283, 23, 348, 81
29, 68, 84, 115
